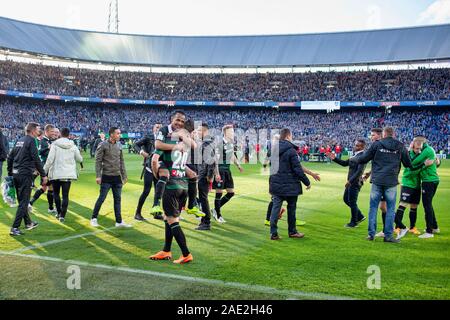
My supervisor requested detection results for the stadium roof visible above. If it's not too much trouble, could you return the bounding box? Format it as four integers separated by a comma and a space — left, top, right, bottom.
0, 16, 449, 67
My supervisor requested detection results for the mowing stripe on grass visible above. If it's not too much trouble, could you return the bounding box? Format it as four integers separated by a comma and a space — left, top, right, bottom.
0, 250, 354, 300
11, 227, 116, 254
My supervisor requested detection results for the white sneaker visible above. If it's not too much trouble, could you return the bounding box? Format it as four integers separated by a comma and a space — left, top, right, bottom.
48, 208, 57, 214
432, 228, 440, 234
375, 231, 385, 238
419, 232, 434, 239
419, 233, 434, 239
115, 222, 132, 228
28, 204, 33, 214
212, 209, 218, 221
217, 216, 226, 224
90, 218, 100, 227
396, 228, 408, 240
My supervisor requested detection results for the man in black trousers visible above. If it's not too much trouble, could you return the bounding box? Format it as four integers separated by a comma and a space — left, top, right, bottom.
133, 123, 162, 221
196, 123, 220, 231
0, 127, 8, 181
327, 139, 367, 228
269, 128, 311, 240
7, 123, 48, 236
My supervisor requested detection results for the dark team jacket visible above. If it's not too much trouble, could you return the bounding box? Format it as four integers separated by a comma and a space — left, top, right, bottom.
0, 130, 7, 162
269, 140, 311, 197
7, 135, 46, 177
351, 137, 412, 187
197, 135, 218, 181
133, 134, 156, 168
333, 151, 366, 188
39, 136, 52, 164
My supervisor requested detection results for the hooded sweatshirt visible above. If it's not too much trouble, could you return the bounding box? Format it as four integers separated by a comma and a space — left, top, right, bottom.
352, 137, 412, 187
44, 138, 83, 181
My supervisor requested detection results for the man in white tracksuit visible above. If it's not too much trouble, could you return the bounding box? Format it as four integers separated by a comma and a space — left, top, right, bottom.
44, 128, 83, 222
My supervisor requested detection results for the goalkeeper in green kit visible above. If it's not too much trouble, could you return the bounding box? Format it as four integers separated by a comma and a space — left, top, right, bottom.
395, 137, 440, 240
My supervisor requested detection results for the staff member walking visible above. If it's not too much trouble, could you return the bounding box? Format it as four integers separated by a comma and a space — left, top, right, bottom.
44, 128, 83, 223
7, 123, 47, 236
195, 123, 220, 231
91, 127, 131, 228
327, 139, 367, 228
352, 127, 412, 243
269, 128, 311, 240
0, 127, 8, 181
133, 123, 162, 221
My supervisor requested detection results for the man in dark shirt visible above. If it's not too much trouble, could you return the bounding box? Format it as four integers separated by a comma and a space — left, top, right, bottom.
0, 127, 8, 181
352, 127, 412, 243
7, 123, 48, 236
30, 124, 56, 213
195, 123, 220, 231
212, 125, 243, 224
327, 139, 367, 228
133, 123, 162, 221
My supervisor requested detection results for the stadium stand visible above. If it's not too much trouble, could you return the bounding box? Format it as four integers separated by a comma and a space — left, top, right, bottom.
0, 60, 449, 102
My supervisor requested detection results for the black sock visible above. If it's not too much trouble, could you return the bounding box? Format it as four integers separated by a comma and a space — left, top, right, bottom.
30, 188, 45, 205
188, 178, 198, 209
220, 193, 235, 208
395, 205, 406, 229
381, 211, 386, 228
266, 201, 273, 221
47, 192, 54, 210
153, 176, 168, 207
409, 208, 417, 229
214, 193, 222, 217
170, 222, 190, 257
163, 221, 173, 252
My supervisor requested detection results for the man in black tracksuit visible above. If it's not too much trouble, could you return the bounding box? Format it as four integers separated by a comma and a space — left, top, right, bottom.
0, 128, 8, 181
91, 133, 106, 158
327, 139, 367, 228
269, 128, 311, 240
7, 123, 48, 236
196, 123, 219, 231
133, 123, 162, 221
30, 124, 56, 213
352, 127, 412, 242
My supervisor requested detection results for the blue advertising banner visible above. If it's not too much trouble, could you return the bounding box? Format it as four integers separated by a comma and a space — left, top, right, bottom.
1, 89, 449, 109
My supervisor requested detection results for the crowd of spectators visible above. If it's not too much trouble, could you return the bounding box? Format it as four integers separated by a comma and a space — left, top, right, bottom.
1, 60, 449, 102
1, 99, 448, 154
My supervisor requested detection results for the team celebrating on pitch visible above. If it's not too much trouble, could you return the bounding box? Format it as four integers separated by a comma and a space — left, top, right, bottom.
4, 110, 442, 264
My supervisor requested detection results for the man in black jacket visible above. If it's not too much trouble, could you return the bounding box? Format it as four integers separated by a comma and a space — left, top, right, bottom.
0, 128, 8, 181
7, 123, 48, 236
196, 123, 220, 231
29, 124, 56, 213
91, 133, 106, 158
352, 127, 412, 243
327, 139, 367, 228
269, 128, 311, 240
133, 123, 162, 221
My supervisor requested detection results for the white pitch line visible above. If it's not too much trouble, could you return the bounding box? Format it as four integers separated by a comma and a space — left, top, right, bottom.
0, 251, 354, 300
11, 227, 116, 254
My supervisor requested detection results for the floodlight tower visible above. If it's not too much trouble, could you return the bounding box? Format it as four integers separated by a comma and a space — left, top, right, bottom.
108, 0, 119, 33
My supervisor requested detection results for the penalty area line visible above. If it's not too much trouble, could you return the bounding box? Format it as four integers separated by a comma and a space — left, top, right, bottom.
0, 251, 354, 300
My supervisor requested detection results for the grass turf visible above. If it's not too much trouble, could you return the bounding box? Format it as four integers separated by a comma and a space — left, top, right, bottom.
0, 153, 449, 300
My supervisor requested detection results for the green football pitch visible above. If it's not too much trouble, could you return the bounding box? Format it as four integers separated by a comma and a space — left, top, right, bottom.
1, 153, 449, 300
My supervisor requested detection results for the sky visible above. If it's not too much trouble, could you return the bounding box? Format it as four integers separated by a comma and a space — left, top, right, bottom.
0, 0, 449, 36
